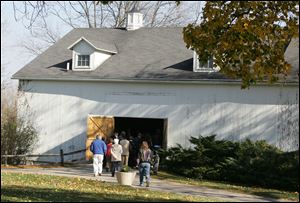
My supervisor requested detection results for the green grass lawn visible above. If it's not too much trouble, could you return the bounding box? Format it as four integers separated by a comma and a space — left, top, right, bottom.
1, 172, 226, 202
152, 171, 299, 201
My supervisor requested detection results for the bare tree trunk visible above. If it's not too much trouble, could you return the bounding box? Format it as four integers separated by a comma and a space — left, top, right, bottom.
78, 1, 92, 28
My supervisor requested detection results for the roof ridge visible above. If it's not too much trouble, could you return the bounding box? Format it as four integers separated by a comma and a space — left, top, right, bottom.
73, 27, 185, 30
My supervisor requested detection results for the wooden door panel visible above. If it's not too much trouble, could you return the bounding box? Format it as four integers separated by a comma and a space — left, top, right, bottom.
86, 116, 114, 160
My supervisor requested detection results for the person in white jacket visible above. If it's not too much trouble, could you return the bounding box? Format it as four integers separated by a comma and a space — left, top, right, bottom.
111, 138, 123, 177
119, 134, 130, 166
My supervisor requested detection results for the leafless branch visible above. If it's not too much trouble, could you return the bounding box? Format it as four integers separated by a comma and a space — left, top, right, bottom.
12, 1, 202, 56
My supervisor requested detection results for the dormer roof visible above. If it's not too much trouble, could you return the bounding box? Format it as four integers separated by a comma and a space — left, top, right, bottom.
68, 36, 118, 54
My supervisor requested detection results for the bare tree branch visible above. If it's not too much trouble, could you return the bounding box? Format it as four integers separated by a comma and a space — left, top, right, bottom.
192, 1, 203, 25
93, 1, 96, 28
12, 1, 201, 56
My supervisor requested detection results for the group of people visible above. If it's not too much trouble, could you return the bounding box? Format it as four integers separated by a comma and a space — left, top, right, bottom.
89, 131, 160, 187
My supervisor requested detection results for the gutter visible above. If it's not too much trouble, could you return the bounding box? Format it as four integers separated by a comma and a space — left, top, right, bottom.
11, 76, 299, 86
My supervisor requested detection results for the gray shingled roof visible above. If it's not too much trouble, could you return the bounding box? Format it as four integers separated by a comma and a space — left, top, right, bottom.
12, 28, 299, 83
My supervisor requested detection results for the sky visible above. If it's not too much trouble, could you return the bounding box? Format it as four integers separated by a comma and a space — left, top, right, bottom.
1, 1, 203, 89
1, 2, 33, 87
1, 1, 72, 88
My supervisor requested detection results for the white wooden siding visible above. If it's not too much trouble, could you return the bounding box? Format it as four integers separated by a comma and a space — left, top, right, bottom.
18, 81, 299, 161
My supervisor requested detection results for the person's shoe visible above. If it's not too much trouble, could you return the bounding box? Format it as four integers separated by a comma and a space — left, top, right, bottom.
139, 183, 143, 187
146, 181, 150, 187
98, 173, 102, 176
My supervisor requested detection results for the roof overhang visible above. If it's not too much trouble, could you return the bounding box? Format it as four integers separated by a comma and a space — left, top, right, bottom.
10, 76, 299, 87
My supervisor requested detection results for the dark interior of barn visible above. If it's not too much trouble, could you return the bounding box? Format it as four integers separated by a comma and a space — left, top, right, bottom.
114, 117, 166, 148
111, 117, 167, 167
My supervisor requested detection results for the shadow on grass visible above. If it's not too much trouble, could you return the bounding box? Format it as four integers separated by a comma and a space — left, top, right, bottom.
1, 186, 186, 202
153, 171, 299, 201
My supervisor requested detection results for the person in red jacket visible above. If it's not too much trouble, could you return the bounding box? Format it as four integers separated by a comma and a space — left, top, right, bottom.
105, 137, 113, 172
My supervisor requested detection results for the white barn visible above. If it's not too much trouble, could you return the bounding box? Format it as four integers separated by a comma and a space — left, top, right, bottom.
12, 11, 299, 162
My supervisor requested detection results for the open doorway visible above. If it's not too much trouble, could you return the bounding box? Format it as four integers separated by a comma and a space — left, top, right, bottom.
114, 116, 167, 167
114, 117, 167, 149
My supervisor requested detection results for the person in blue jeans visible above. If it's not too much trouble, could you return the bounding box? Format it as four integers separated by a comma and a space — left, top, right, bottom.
136, 141, 152, 187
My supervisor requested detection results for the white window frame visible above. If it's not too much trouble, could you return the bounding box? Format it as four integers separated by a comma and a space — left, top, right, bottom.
193, 51, 219, 72
76, 54, 90, 69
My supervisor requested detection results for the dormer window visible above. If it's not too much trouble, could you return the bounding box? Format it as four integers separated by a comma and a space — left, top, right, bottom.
193, 51, 220, 72
68, 37, 117, 71
77, 55, 90, 67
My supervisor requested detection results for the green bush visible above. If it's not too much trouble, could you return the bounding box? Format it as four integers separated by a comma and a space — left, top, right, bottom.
1, 100, 38, 165
120, 165, 132, 172
159, 135, 299, 191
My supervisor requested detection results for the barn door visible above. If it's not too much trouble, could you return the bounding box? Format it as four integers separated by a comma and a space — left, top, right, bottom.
86, 115, 115, 160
